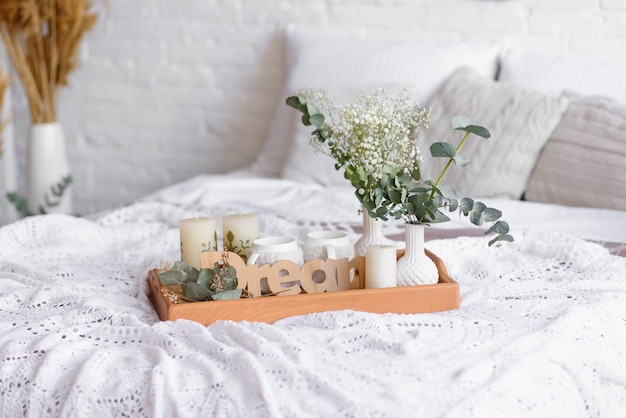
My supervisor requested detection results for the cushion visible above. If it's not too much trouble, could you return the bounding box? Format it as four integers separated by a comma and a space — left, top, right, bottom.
499, 50, 626, 104
249, 27, 503, 181
418, 66, 569, 199
524, 92, 626, 210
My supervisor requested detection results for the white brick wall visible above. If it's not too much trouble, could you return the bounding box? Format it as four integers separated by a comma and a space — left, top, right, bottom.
2, 0, 625, 219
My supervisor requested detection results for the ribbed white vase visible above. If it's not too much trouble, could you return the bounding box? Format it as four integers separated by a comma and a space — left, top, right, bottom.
27, 122, 73, 215
354, 208, 397, 257
396, 223, 439, 286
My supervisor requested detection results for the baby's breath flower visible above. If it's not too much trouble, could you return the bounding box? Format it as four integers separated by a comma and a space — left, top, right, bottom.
298, 88, 429, 194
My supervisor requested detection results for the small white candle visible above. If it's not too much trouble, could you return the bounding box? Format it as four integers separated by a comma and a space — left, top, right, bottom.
365, 245, 397, 288
179, 217, 217, 269
222, 213, 260, 262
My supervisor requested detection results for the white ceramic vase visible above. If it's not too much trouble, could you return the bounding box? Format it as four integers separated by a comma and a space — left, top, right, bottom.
27, 122, 73, 215
396, 223, 439, 286
354, 208, 397, 257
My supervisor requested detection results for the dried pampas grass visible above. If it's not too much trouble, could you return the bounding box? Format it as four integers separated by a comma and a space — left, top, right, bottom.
0, 0, 102, 123
0, 69, 11, 158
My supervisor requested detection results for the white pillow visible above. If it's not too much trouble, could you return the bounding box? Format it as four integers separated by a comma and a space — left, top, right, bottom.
419, 66, 569, 199
524, 92, 626, 210
250, 27, 503, 180
499, 50, 626, 104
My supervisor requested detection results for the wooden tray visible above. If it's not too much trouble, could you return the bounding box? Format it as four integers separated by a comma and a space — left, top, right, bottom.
148, 250, 459, 325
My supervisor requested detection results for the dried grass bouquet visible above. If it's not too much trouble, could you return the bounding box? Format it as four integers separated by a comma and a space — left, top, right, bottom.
0, 0, 102, 123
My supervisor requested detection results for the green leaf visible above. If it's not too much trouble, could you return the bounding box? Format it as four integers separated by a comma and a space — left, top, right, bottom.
211, 289, 243, 301
472, 201, 487, 212
159, 269, 188, 285
305, 102, 320, 116
375, 206, 389, 220
460, 197, 474, 216
309, 113, 325, 128
454, 155, 471, 168
388, 188, 402, 204
469, 210, 484, 226
430, 142, 457, 158
450, 115, 491, 138
483, 207, 503, 222
461, 125, 491, 139
6, 192, 31, 217
450, 115, 473, 130
285, 96, 301, 109
431, 210, 451, 223
438, 184, 457, 200
197, 268, 214, 286
486, 220, 510, 235
183, 282, 213, 301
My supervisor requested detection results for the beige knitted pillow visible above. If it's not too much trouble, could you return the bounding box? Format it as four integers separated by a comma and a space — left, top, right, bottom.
524, 92, 626, 210
420, 66, 569, 199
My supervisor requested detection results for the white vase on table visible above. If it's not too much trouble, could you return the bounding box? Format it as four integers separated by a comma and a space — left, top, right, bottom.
396, 223, 439, 286
27, 122, 73, 215
354, 208, 397, 257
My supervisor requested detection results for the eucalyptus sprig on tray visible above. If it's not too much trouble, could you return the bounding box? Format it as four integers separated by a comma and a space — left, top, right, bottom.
287, 90, 514, 247
159, 254, 244, 302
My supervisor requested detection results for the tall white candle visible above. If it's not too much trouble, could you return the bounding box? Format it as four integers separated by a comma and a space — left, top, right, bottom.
179, 217, 217, 269
222, 213, 259, 262
365, 245, 397, 288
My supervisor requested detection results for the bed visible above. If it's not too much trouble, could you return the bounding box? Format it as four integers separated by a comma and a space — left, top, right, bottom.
1, 32, 626, 417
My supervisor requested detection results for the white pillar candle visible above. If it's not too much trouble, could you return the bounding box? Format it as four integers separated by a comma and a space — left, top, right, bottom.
365, 245, 397, 288
222, 213, 260, 262
179, 217, 217, 269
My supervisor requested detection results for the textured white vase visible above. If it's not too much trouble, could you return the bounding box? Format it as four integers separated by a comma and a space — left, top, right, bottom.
396, 223, 439, 286
27, 122, 73, 215
354, 208, 397, 257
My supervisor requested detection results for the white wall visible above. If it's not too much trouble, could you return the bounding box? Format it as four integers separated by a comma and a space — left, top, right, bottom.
4, 0, 626, 218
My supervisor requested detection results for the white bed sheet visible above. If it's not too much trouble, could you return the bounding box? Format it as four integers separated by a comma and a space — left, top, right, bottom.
1, 174, 625, 417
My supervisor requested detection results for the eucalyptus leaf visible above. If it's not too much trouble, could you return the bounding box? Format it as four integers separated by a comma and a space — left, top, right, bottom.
211, 289, 243, 301
472, 201, 487, 213
388, 188, 402, 204
438, 184, 457, 200
197, 268, 214, 286
430, 142, 457, 158
432, 210, 450, 223
486, 220, 510, 235
469, 210, 484, 226
309, 113, 325, 128
483, 207, 503, 222
183, 282, 214, 301
461, 125, 491, 139
450, 115, 473, 130
285, 96, 301, 109
460, 197, 474, 215
454, 155, 471, 168
306, 102, 320, 115
159, 269, 188, 286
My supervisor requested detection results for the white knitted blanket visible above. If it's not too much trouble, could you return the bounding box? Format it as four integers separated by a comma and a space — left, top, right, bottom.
1, 175, 625, 417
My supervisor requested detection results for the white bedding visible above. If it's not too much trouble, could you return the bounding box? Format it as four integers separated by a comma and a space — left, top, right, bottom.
1, 175, 626, 417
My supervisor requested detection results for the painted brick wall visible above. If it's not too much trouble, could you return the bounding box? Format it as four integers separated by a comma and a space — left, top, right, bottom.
3, 0, 625, 219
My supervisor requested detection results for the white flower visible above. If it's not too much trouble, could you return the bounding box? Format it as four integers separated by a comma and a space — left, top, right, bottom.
296, 87, 430, 191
